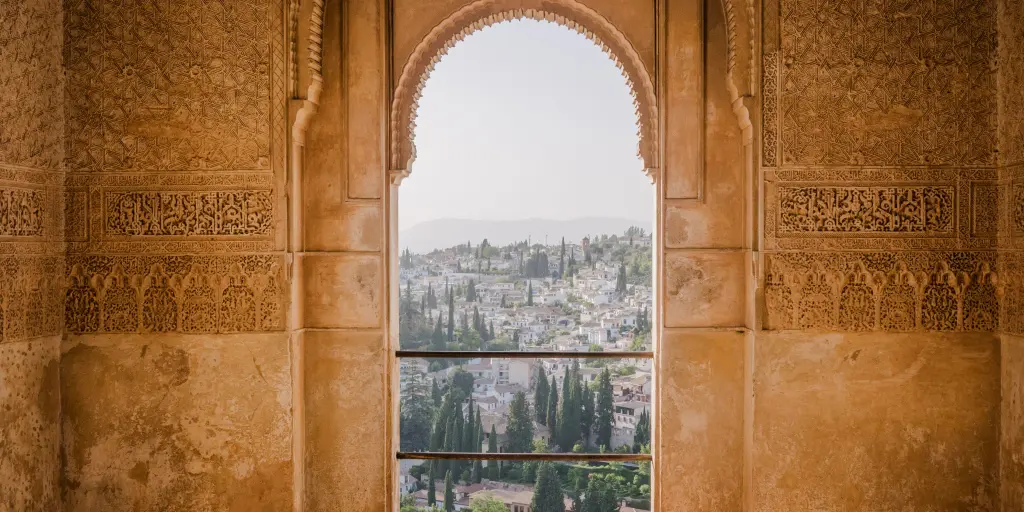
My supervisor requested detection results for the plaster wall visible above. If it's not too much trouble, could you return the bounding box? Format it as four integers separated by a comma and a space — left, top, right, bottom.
757, 0, 1007, 509
0, 0, 65, 509
59, 0, 293, 509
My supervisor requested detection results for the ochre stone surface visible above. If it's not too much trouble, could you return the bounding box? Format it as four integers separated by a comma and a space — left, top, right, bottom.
301, 253, 383, 329
664, 251, 747, 328
1003, 334, 1024, 511
754, 332, 1001, 511
657, 330, 744, 511
60, 334, 292, 511
303, 330, 389, 512
0, 336, 61, 511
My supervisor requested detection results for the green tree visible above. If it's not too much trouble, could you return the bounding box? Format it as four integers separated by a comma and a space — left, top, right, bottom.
469, 497, 508, 512
431, 314, 445, 351
505, 391, 533, 453
427, 463, 437, 507
447, 286, 455, 342
580, 384, 595, 448
487, 425, 499, 479
531, 462, 565, 512
546, 380, 558, 440
400, 369, 434, 451
535, 367, 549, 425
432, 378, 442, 409
467, 279, 477, 302
559, 237, 566, 278
633, 409, 650, 453
451, 369, 474, 399
443, 470, 455, 512
582, 476, 617, 512
595, 368, 614, 450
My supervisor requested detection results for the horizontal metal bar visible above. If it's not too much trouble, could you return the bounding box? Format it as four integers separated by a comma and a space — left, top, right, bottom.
396, 350, 654, 359
396, 451, 651, 462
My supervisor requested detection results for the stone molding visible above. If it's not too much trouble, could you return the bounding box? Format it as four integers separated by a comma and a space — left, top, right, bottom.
764, 252, 1003, 332
388, 0, 659, 181
64, 255, 285, 334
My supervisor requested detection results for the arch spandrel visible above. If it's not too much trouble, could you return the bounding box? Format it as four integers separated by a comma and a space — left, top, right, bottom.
388, 0, 660, 184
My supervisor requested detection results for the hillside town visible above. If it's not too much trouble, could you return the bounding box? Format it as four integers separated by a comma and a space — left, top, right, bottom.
398, 229, 653, 511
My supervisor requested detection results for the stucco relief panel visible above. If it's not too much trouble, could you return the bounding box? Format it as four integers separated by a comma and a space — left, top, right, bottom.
775, 0, 996, 167
0, 0, 63, 171
0, 256, 63, 343
765, 168, 998, 250
765, 252, 1000, 332
64, 255, 285, 335
64, 0, 284, 173
999, 0, 1024, 166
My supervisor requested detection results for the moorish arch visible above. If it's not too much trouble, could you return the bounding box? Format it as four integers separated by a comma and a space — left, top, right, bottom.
388, 0, 659, 184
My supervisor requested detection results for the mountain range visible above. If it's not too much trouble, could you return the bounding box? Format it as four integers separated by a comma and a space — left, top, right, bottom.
399, 217, 651, 253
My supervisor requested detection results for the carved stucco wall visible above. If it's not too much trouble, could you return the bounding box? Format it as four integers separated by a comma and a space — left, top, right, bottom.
759, 0, 1006, 509
0, 0, 64, 510
59, 1, 293, 509
998, 0, 1024, 509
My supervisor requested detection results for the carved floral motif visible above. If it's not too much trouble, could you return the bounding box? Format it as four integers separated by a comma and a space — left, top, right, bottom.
64, 255, 285, 334
764, 252, 1001, 332
0, 256, 63, 342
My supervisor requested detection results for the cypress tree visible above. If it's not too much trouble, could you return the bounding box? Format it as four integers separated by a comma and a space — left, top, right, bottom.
505, 391, 533, 453
535, 367, 549, 425
633, 409, 651, 453
559, 237, 565, 278
432, 314, 445, 350
595, 368, 614, 451
531, 462, 565, 512
527, 280, 534, 306
432, 378, 442, 409
473, 306, 481, 333
487, 425, 499, 479
462, 397, 475, 452
447, 286, 455, 342
546, 381, 558, 442
427, 463, 437, 506
467, 279, 477, 302
443, 470, 455, 512
581, 384, 595, 448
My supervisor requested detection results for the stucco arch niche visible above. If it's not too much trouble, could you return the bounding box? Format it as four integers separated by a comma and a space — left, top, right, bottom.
387, 0, 661, 185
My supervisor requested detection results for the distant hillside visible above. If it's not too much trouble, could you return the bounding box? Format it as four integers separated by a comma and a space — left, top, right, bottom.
399, 217, 651, 253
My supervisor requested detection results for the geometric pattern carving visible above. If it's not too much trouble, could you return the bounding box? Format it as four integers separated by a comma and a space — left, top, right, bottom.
105, 190, 273, 237
64, 0, 275, 172
765, 252, 1000, 332
777, 185, 954, 235
777, 0, 995, 167
969, 182, 1000, 237
65, 255, 285, 334
0, 0, 63, 171
0, 188, 45, 237
999, 0, 1024, 166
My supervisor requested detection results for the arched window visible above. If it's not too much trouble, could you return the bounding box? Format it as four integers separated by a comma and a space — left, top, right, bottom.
392, 16, 656, 511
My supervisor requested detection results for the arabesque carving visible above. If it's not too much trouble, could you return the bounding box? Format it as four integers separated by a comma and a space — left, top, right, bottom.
64, 255, 285, 334
0, 188, 45, 237
64, 0, 280, 173
390, 0, 658, 178
0, 256, 63, 343
776, 0, 996, 166
777, 185, 954, 235
104, 190, 274, 237
765, 252, 1001, 332
0, 0, 63, 171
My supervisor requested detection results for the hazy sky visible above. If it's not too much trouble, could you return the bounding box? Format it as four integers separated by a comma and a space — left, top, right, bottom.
398, 19, 653, 231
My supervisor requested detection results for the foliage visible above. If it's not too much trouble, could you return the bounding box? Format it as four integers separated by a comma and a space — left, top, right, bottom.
400, 369, 434, 452
443, 471, 455, 512
505, 391, 534, 453
468, 497, 508, 512
531, 462, 566, 512
535, 366, 549, 425
595, 368, 614, 451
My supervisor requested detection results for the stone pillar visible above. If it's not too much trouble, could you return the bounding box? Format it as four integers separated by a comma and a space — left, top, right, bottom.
59, 1, 294, 509
0, 0, 64, 509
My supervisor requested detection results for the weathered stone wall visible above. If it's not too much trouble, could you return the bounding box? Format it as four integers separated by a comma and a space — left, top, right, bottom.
758, 0, 1004, 509
998, 0, 1024, 508
60, 1, 293, 509
0, 0, 65, 509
